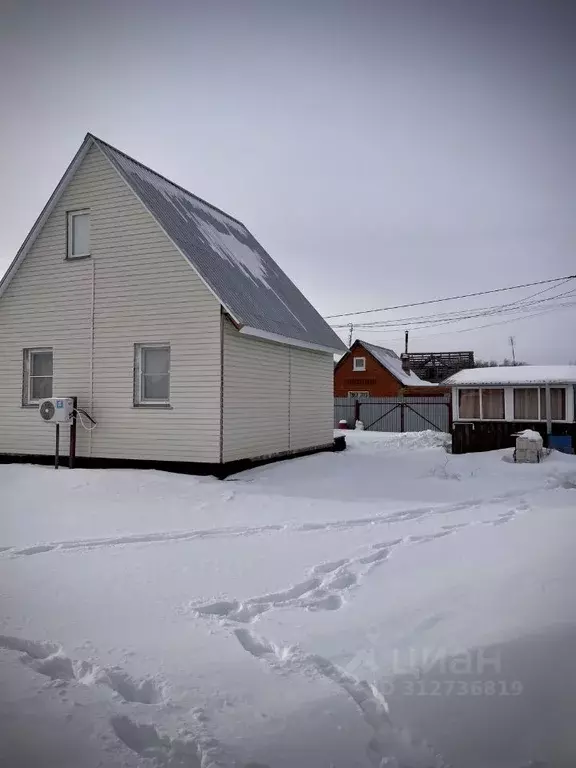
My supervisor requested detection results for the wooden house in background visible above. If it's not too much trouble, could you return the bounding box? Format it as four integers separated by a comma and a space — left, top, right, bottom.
334, 340, 446, 398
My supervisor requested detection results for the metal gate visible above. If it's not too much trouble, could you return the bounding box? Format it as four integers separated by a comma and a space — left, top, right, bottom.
334, 396, 451, 433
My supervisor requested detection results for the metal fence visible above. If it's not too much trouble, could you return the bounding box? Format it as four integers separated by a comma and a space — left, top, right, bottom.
334, 396, 452, 433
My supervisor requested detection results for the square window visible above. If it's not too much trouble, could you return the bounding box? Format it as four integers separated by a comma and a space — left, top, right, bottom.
540, 388, 566, 421
67, 210, 90, 258
459, 388, 480, 419
353, 356, 366, 371
23, 348, 53, 405
481, 388, 504, 419
135, 345, 170, 405
514, 388, 539, 420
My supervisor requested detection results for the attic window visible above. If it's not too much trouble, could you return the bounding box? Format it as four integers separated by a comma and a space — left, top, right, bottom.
353, 356, 366, 372
67, 210, 90, 258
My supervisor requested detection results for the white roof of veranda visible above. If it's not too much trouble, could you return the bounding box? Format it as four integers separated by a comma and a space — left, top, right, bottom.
445, 366, 576, 387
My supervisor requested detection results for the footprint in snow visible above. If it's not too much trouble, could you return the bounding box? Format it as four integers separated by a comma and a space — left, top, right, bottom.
311, 558, 348, 574
484, 510, 517, 527
194, 541, 405, 624
408, 531, 452, 544
0, 634, 164, 703
111, 714, 235, 766
111, 716, 202, 766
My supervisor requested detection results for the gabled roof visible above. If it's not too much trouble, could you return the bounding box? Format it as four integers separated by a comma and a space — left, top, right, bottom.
353, 340, 436, 387
445, 365, 576, 386
0, 134, 346, 355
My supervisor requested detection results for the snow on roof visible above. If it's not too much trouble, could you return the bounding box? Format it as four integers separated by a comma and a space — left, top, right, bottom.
93, 136, 347, 354
360, 341, 437, 386
445, 365, 576, 386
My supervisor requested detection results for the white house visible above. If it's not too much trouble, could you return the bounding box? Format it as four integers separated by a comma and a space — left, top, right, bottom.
445, 365, 576, 454
0, 134, 346, 473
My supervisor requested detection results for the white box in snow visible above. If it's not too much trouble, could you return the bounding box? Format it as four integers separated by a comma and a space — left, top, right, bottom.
514, 430, 543, 463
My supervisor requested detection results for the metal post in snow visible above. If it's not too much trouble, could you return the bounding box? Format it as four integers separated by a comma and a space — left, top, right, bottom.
354, 399, 360, 424
69, 396, 78, 469
55, 423, 60, 470
545, 384, 552, 440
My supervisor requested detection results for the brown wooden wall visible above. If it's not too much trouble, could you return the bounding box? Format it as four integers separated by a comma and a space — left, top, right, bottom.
334, 344, 448, 398
453, 421, 576, 454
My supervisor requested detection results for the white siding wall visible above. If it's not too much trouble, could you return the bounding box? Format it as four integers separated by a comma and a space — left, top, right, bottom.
222, 319, 334, 462
289, 346, 334, 452
0, 145, 222, 462
222, 320, 290, 461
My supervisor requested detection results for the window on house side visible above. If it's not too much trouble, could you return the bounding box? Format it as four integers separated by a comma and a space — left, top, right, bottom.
481, 388, 504, 419
23, 348, 53, 404
67, 210, 90, 258
458, 388, 480, 419
135, 345, 170, 405
353, 356, 366, 371
514, 388, 539, 420
540, 388, 566, 420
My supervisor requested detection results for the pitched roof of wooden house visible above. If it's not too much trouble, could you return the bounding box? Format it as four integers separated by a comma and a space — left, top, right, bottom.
0, 134, 346, 355
338, 340, 437, 387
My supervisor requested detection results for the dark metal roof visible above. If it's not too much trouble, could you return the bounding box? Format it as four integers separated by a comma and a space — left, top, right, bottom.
93, 136, 346, 353
405, 351, 475, 383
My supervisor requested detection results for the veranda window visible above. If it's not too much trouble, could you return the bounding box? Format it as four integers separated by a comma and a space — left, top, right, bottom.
514, 389, 539, 420
481, 389, 504, 419
540, 388, 566, 420
459, 389, 480, 419
458, 388, 504, 419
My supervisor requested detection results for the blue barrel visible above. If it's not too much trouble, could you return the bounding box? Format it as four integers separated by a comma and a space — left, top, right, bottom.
547, 435, 573, 454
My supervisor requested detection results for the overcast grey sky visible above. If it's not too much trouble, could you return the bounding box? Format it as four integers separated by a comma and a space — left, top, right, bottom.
1, 0, 575, 362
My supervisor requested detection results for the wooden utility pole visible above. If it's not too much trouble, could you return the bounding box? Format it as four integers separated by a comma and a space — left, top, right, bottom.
348, 323, 354, 347
509, 336, 516, 365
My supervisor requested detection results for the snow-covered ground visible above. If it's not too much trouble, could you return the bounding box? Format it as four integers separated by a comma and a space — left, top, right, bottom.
1, 431, 575, 768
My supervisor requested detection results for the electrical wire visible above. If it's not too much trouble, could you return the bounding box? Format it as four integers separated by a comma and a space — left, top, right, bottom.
364, 298, 576, 337
73, 408, 97, 432
365, 299, 576, 344
324, 274, 576, 319
329, 286, 576, 331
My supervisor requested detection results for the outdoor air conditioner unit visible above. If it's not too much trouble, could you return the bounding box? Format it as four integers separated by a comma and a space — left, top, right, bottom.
38, 397, 74, 424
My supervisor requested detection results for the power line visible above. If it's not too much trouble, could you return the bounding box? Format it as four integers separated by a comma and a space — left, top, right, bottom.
330, 287, 576, 331
324, 274, 576, 319
363, 299, 576, 344
372, 294, 576, 334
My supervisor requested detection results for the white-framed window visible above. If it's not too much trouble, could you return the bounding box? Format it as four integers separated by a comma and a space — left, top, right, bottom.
540, 388, 566, 420
23, 348, 53, 405
513, 388, 538, 420
514, 387, 566, 421
481, 388, 505, 419
459, 388, 480, 419
348, 391, 370, 398
458, 388, 504, 420
134, 344, 170, 405
67, 209, 90, 258
353, 356, 366, 371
